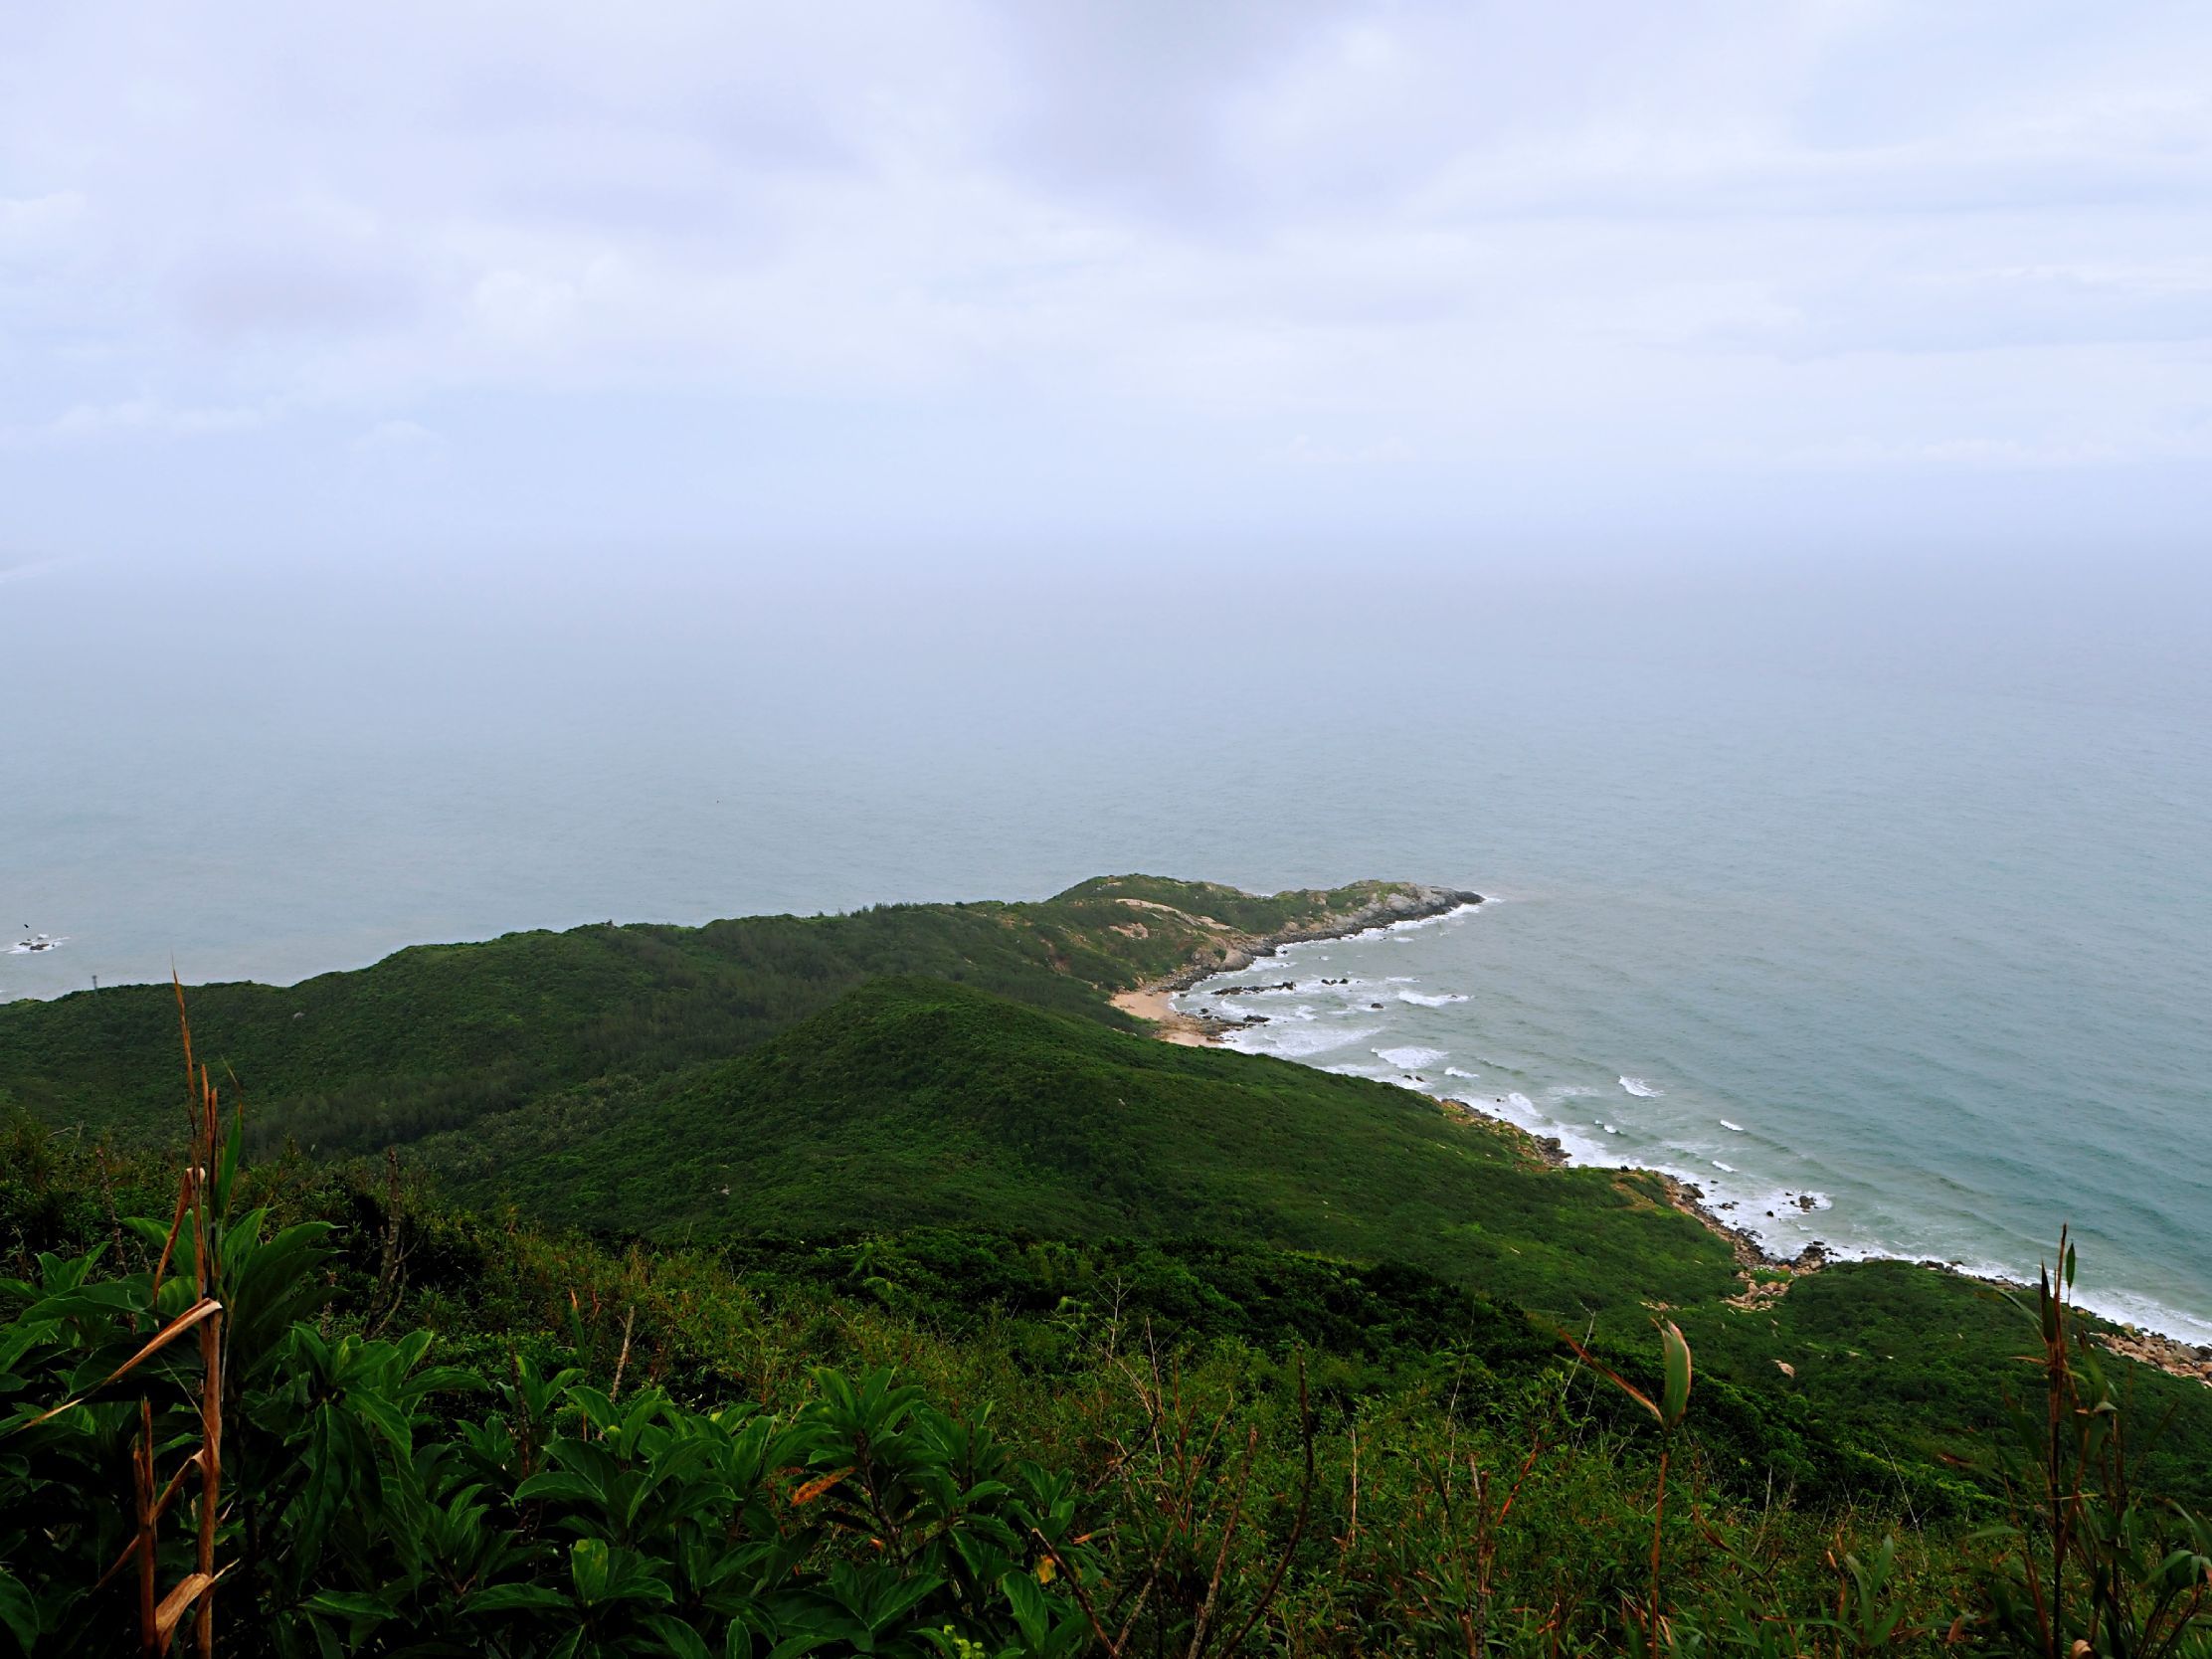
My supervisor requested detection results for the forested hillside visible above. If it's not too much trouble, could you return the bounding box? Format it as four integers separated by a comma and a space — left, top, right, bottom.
8, 1087, 2211, 1654
0, 876, 1458, 1154
5, 876, 2211, 1653
412, 977, 1732, 1312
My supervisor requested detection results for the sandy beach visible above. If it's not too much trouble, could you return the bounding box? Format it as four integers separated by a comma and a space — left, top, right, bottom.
1109, 986, 1216, 1046
1106, 884, 1480, 1051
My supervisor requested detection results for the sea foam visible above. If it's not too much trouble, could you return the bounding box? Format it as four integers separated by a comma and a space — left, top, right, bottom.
1375, 1044, 1449, 1071
1229, 1024, 1382, 1059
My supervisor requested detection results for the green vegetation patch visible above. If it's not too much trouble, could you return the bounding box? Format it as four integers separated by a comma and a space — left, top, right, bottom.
0, 875, 1424, 1158
413, 977, 1741, 1332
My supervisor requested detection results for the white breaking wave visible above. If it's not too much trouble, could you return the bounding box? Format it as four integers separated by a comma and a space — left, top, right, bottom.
1227, 1024, 1382, 1059
2073, 1286, 2212, 1351
1375, 1044, 1449, 1070
1383, 902, 1482, 934
1186, 899, 2211, 1349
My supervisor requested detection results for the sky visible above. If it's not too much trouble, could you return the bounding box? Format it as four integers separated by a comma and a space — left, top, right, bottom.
3, 1, 2211, 569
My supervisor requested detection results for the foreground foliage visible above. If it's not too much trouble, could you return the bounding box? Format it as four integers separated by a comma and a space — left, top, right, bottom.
7, 1090, 2211, 1655
2, 1031, 1100, 1657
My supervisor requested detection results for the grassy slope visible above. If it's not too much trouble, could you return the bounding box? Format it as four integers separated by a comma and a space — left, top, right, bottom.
415, 975, 1740, 1329
407, 971, 2212, 1499
0, 875, 1420, 1155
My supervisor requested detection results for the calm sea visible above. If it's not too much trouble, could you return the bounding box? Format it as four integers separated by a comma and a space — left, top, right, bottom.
5, 550, 2208, 1340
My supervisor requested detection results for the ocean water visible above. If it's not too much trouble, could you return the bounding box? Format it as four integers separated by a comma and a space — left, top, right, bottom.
4, 551, 2208, 1340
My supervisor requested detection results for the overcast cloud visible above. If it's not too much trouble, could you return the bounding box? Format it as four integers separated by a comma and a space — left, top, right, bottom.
3, 1, 2210, 563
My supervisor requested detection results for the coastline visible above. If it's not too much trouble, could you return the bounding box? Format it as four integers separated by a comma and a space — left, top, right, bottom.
1112, 895, 2212, 1386
1109, 882, 1480, 1046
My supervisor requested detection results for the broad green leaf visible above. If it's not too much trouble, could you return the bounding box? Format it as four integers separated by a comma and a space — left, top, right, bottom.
571, 1537, 613, 1602
0, 1567, 39, 1648
291, 1409, 350, 1572
1002, 1569, 1051, 1649
516, 1470, 607, 1508
863, 1572, 944, 1634
463, 1582, 574, 1616
405, 1365, 485, 1399
645, 1614, 714, 1659
350, 1387, 417, 1457
1659, 1321, 1693, 1431
21, 1282, 145, 1323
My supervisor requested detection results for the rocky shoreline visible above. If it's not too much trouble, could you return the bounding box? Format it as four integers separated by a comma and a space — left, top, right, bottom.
1656, 1174, 1833, 1311
1112, 883, 1482, 1043
1114, 890, 2212, 1387
1181, 883, 1477, 989
1468, 1130, 2211, 1382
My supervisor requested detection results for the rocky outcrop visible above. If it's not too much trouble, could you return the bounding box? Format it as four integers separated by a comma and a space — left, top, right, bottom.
2096, 1328, 2212, 1385
1137, 883, 1482, 998
1108, 881, 1481, 1045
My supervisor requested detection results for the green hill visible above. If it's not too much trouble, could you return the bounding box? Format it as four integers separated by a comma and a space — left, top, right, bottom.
398, 971, 2212, 1505
413, 975, 1738, 1327
0, 874, 1463, 1155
